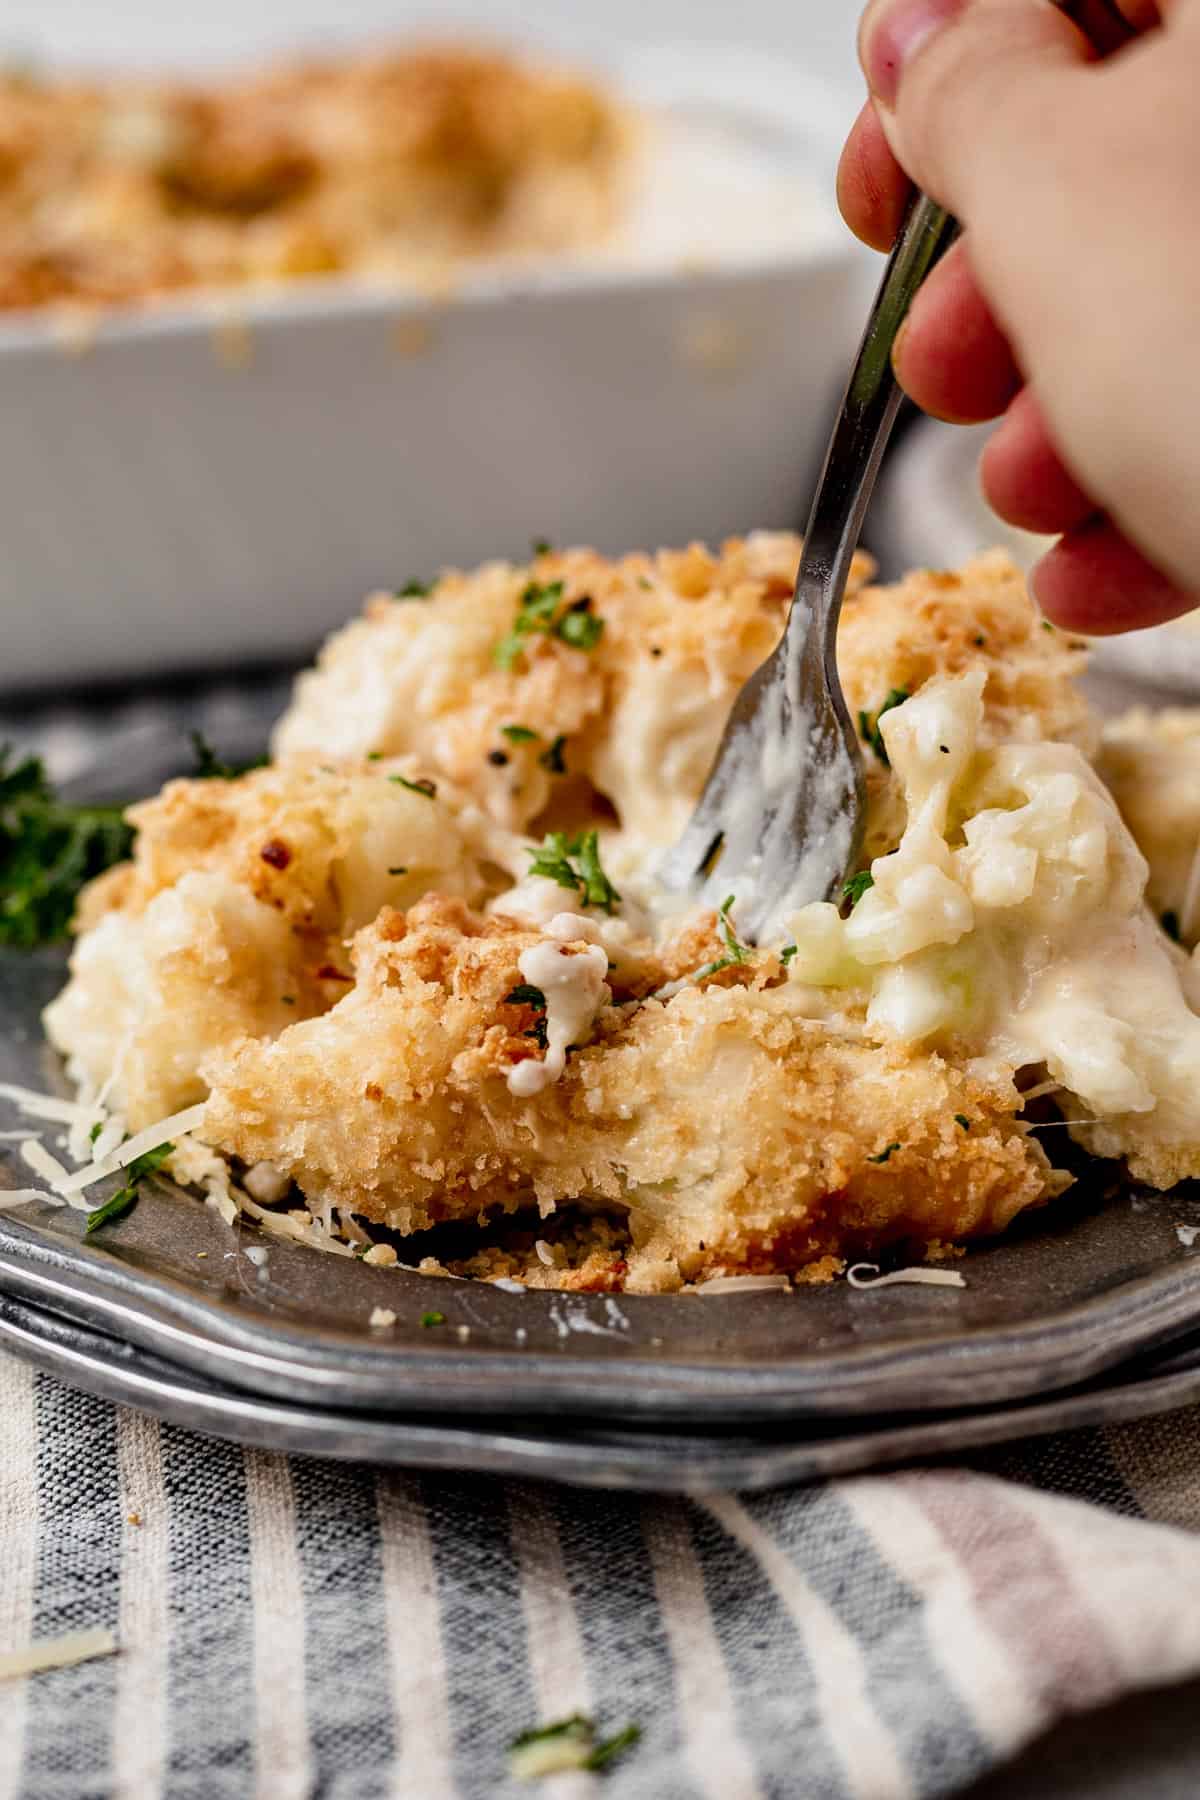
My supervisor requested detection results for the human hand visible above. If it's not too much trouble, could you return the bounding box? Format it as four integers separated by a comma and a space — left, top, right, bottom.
838, 0, 1200, 633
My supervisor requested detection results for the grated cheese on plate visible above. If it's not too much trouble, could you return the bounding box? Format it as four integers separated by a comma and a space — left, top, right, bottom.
19, 1138, 71, 1193
0, 1627, 116, 1683
58, 1104, 208, 1194
847, 1263, 967, 1290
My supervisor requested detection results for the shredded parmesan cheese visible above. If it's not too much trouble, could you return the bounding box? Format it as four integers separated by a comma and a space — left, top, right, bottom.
58, 1104, 208, 1193
846, 1263, 968, 1290
369, 1306, 397, 1328
0, 1627, 117, 1682
18, 1140, 71, 1192
0, 1187, 62, 1211
0, 1083, 98, 1127
695, 1274, 793, 1294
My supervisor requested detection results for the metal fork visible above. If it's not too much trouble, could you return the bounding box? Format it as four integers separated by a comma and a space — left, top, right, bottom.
658, 0, 1136, 945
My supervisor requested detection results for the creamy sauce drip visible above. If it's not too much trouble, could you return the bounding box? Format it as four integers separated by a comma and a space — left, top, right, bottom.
506, 936, 609, 1098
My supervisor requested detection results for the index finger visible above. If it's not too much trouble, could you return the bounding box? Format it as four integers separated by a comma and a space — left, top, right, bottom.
836, 99, 910, 251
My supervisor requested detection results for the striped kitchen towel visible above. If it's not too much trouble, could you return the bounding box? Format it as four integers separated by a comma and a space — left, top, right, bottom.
4, 1353, 1200, 1800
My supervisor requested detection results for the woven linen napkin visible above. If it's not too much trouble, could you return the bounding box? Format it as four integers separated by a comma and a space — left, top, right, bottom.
5, 688, 1200, 1799
4, 1353, 1200, 1800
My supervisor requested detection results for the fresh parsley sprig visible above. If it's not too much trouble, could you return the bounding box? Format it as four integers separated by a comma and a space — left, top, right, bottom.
84, 1141, 174, 1235
842, 870, 875, 908
389, 774, 438, 800
527, 831, 620, 913
694, 895, 752, 981
857, 689, 909, 767
508, 1715, 641, 1779
0, 746, 134, 948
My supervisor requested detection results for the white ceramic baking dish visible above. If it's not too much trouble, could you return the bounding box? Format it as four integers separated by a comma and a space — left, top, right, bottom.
0, 53, 870, 692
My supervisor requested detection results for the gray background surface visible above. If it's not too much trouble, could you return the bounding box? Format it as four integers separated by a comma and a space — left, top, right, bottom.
2, 0, 858, 90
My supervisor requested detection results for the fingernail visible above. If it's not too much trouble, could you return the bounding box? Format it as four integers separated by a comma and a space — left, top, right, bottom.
890, 316, 911, 378
863, 0, 965, 108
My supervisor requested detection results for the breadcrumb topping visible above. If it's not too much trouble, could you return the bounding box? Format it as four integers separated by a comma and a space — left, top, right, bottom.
41, 535, 1200, 1291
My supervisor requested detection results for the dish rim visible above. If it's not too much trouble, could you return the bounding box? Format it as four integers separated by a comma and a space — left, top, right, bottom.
4, 1277, 1200, 1492
4, 1196, 1200, 1425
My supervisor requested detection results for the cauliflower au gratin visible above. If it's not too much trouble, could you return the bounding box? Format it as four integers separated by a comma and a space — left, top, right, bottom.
0, 46, 625, 312
43, 535, 1200, 1291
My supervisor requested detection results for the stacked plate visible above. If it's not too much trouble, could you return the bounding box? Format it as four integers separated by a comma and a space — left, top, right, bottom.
3, 720, 1200, 1493
5, 1153, 1200, 1493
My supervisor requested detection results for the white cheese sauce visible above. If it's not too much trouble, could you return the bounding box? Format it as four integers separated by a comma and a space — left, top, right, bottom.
506, 936, 609, 1098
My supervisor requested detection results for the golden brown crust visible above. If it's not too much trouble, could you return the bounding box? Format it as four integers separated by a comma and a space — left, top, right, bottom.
200, 896, 1061, 1287
0, 47, 625, 311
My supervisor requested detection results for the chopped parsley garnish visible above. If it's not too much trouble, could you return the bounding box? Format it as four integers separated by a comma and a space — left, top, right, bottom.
494, 580, 564, 669
1162, 910, 1182, 943
531, 538, 552, 556
842, 870, 875, 908
538, 734, 567, 774
366, 751, 383, 761
389, 774, 437, 799
857, 689, 909, 767
779, 943, 798, 965
867, 1142, 902, 1164
0, 745, 135, 948
189, 732, 266, 781
85, 1141, 174, 1235
585, 1726, 642, 1771
555, 598, 603, 652
501, 725, 540, 744
508, 1715, 640, 1780
527, 831, 620, 913
694, 895, 752, 981
395, 579, 432, 599
493, 581, 605, 670
505, 983, 548, 1049
89, 1121, 103, 1144
420, 1310, 446, 1328
189, 731, 237, 779
504, 984, 547, 1010
954, 1114, 971, 1132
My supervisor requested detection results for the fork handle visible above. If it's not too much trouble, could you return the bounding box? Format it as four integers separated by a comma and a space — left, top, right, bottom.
795, 189, 958, 664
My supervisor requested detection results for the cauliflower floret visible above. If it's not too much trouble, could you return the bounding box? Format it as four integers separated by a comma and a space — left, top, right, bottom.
1097, 706, 1200, 946
44, 872, 308, 1128
786, 672, 1200, 1185
48, 759, 516, 1127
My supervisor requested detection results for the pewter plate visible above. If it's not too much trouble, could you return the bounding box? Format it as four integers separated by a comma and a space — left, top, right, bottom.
2, 726, 1200, 1434
4, 1283, 1200, 1492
